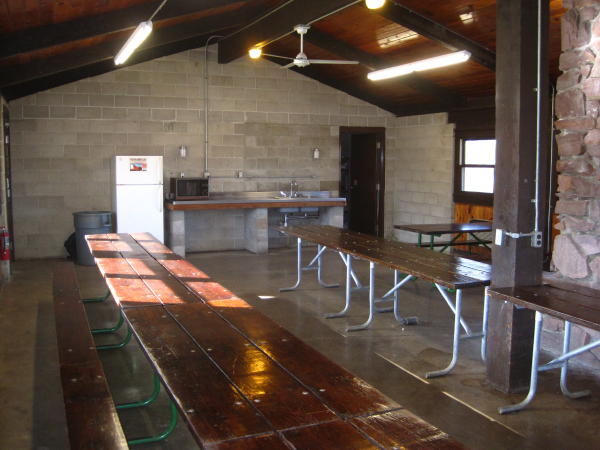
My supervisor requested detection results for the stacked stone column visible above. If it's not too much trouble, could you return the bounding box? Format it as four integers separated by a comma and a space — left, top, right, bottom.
552, 0, 600, 367
554, 0, 600, 284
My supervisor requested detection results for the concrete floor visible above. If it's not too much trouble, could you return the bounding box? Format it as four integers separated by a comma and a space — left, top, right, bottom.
1, 247, 600, 449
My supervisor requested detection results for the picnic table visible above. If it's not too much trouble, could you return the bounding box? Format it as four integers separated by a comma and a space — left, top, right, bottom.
86, 232, 467, 448
394, 222, 492, 252
276, 224, 491, 378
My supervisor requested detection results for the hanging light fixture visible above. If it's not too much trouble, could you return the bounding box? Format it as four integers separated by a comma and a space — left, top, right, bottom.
114, 0, 169, 65
115, 21, 153, 65
367, 50, 471, 81
365, 0, 386, 9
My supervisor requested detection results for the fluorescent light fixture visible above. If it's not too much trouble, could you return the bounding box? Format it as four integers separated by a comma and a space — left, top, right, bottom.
248, 47, 262, 59
114, 20, 153, 65
367, 50, 471, 81
365, 0, 385, 9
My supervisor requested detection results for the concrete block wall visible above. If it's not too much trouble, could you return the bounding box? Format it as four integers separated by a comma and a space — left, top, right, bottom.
389, 113, 455, 243
8, 45, 456, 258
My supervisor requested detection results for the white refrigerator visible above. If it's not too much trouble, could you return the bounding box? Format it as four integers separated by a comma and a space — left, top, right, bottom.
112, 155, 164, 243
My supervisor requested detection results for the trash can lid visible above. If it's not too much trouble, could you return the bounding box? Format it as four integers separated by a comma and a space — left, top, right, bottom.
73, 211, 112, 216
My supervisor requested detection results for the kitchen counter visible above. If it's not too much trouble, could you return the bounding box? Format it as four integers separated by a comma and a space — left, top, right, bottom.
165, 191, 345, 256
166, 198, 346, 210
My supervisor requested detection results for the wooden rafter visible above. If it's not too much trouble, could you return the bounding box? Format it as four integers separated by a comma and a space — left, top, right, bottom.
305, 28, 464, 108
0, 12, 247, 91
374, 1, 496, 71
1, 30, 235, 101
218, 0, 358, 63
0, 0, 241, 60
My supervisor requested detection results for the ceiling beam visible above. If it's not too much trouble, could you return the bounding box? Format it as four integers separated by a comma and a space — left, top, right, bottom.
305, 28, 464, 107
0, 0, 241, 60
374, 1, 496, 71
218, 0, 358, 63
2, 30, 236, 101
265, 56, 457, 117
0, 12, 246, 90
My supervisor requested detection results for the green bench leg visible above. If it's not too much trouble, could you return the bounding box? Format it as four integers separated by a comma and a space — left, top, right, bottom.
117, 373, 161, 410
127, 401, 178, 446
92, 311, 124, 335
96, 326, 132, 351
83, 291, 111, 303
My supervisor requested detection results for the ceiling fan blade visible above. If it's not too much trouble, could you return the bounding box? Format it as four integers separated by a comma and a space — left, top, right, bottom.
281, 62, 296, 69
306, 59, 359, 65
262, 53, 294, 61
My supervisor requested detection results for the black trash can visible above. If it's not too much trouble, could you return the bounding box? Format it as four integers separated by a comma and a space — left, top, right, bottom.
73, 211, 112, 266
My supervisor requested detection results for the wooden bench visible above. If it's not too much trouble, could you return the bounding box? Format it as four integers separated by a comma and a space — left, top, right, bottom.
86, 232, 467, 449
52, 261, 128, 449
277, 224, 491, 378
488, 281, 600, 414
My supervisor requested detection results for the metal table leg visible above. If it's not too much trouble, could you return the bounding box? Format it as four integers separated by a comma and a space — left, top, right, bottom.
337, 251, 362, 288
324, 253, 354, 319
347, 262, 376, 332
559, 321, 591, 399
499, 311, 544, 414
280, 237, 303, 292
481, 287, 489, 362
316, 244, 339, 288
426, 288, 463, 378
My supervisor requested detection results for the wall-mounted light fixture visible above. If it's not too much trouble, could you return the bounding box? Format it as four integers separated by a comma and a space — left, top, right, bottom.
367, 50, 471, 81
178, 145, 187, 159
114, 0, 169, 65
249, 47, 262, 59
313, 148, 320, 159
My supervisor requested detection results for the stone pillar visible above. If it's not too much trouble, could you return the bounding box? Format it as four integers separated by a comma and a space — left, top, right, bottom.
550, 0, 600, 367
319, 206, 344, 227
166, 210, 186, 257
244, 208, 268, 254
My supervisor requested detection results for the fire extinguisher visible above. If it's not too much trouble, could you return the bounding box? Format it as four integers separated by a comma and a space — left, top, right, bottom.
0, 226, 10, 261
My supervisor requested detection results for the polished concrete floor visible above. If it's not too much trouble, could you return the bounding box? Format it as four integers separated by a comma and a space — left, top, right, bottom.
1, 247, 600, 449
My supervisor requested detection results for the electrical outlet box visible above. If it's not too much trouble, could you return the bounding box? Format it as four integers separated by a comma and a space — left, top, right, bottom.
203, 171, 210, 178
494, 229, 506, 246
531, 231, 543, 248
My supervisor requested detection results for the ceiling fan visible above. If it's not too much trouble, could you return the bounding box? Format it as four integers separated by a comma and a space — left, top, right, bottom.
258, 24, 359, 69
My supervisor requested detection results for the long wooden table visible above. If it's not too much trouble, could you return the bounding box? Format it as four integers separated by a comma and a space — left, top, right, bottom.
488, 282, 600, 414
394, 222, 492, 252
86, 232, 466, 448
277, 224, 492, 378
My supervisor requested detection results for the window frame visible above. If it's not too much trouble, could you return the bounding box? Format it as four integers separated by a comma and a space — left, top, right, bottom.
453, 130, 495, 206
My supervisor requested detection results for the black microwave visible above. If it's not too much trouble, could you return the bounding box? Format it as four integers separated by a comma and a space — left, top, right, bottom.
169, 177, 209, 200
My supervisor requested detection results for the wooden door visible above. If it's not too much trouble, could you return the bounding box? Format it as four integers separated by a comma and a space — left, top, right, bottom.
340, 127, 385, 236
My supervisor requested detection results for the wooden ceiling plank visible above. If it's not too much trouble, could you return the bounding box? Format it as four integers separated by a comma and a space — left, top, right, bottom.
305, 27, 464, 108
218, 0, 358, 64
0, 0, 240, 60
0, 12, 245, 89
1, 29, 236, 102
374, 1, 496, 71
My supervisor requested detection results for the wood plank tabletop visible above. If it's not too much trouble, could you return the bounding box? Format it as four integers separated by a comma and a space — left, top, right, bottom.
86, 232, 467, 449
277, 225, 491, 289
394, 222, 493, 235
488, 285, 600, 332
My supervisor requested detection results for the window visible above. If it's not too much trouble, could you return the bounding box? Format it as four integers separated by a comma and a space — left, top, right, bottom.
454, 135, 496, 205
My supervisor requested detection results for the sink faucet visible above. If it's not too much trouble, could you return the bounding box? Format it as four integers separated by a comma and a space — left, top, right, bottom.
289, 179, 298, 198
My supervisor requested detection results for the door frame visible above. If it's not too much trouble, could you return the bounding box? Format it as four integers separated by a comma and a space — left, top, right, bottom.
339, 126, 385, 237
2, 105, 14, 260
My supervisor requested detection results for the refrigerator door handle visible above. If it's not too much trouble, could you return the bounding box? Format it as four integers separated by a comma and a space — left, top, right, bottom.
158, 186, 163, 213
